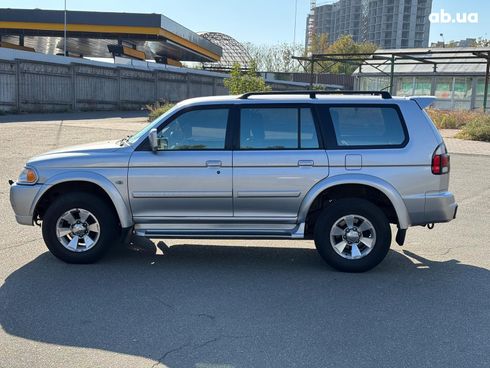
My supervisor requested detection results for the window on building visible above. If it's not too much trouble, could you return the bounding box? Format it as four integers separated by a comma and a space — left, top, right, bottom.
396, 77, 414, 96
414, 77, 432, 95
435, 77, 453, 99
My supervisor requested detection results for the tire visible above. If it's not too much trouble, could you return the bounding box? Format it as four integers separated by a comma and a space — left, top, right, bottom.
314, 198, 392, 272
42, 192, 119, 264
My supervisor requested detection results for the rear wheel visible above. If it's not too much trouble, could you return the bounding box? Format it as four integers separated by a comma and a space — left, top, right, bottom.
314, 198, 392, 272
42, 192, 119, 263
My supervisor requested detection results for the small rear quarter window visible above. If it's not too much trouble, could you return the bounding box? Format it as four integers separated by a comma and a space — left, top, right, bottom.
329, 106, 406, 147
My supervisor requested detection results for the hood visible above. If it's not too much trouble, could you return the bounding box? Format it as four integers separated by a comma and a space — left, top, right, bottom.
27, 139, 132, 169
37, 140, 122, 156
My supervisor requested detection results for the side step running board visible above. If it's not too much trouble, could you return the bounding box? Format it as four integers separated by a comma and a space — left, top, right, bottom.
135, 223, 305, 239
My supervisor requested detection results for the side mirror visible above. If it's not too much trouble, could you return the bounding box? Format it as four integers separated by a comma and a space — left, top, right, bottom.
148, 128, 158, 152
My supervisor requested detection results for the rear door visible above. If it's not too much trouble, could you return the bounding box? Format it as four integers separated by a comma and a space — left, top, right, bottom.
232, 105, 329, 219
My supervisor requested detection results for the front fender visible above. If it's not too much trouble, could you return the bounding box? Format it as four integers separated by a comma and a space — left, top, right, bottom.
298, 173, 411, 229
31, 171, 133, 228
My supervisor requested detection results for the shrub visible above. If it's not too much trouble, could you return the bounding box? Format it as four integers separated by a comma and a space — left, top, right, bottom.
424, 109, 490, 142
426, 109, 482, 129
455, 117, 490, 142
224, 61, 271, 95
146, 101, 175, 122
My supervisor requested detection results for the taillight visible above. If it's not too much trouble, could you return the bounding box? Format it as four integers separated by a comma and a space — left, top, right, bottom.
432, 144, 450, 175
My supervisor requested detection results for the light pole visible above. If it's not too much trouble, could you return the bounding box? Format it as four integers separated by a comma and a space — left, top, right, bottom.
63, 0, 67, 56
440, 33, 445, 48
293, 0, 298, 45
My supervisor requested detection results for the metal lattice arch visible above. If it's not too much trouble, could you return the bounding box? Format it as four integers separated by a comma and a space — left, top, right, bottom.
199, 32, 251, 71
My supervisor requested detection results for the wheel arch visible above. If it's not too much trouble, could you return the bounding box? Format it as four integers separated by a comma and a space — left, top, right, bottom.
298, 174, 410, 230
32, 172, 133, 228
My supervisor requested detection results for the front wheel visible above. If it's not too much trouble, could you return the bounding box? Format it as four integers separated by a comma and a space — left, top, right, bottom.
314, 198, 392, 272
42, 193, 119, 264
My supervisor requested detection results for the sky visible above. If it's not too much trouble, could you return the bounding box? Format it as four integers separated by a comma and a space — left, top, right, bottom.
1, 0, 488, 45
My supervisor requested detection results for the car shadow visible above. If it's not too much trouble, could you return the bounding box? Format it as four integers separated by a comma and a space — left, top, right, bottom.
1, 243, 489, 367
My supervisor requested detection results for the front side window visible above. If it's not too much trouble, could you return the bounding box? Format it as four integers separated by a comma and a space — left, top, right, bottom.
240, 107, 319, 149
128, 103, 180, 144
157, 108, 228, 150
329, 106, 406, 147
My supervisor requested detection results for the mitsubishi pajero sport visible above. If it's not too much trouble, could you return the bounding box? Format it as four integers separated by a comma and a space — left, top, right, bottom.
10, 91, 458, 272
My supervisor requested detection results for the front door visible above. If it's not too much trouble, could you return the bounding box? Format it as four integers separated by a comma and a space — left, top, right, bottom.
233, 106, 329, 219
128, 107, 232, 219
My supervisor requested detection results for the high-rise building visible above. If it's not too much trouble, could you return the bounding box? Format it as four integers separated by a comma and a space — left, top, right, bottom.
306, 0, 433, 50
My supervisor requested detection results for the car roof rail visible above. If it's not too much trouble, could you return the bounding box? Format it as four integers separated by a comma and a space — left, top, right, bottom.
238, 90, 392, 100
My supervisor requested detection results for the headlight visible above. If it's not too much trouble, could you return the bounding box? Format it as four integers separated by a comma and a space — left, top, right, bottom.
17, 167, 38, 185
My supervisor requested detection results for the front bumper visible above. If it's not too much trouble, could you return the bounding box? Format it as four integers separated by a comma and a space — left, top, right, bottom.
9, 182, 43, 226
425, 191, 458, 224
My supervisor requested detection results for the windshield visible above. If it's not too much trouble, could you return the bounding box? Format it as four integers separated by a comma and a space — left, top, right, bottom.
127, 104, 181, 145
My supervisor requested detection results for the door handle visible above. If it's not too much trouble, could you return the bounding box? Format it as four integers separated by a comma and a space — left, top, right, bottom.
298, 160, 314, 167
206, 160, 222, 167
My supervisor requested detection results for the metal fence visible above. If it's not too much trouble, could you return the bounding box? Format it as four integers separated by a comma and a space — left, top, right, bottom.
261, 72, 354, 90
0, 54, 308, 113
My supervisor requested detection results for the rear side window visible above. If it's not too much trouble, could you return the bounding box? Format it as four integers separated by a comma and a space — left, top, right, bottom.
329, 106, 406, 147
240, 107, 319, 149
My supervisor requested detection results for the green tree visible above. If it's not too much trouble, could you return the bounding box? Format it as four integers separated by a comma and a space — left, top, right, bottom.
307, 33, 329, 55
306, 34, 377, 75
442, 38, 489, 48
243, 42, 305, 73
224, 61, 271, 94
325, 35, 377, 74
473, 37, 490, 47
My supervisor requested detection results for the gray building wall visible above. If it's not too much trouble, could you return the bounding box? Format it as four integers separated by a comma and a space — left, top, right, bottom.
306, 0, 432, 49
0, 49, 310, 113
0, 59, 227, 112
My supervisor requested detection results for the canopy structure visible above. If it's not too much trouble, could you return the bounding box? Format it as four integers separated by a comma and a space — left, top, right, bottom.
199, 32, 252, 71
0, 8, 222, 64
293, 48, 490, 111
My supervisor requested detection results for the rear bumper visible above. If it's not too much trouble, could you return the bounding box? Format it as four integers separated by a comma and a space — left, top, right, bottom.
425, 191, 458, 224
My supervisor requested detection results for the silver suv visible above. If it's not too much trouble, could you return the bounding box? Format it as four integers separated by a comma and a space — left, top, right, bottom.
9, 91, 457, 272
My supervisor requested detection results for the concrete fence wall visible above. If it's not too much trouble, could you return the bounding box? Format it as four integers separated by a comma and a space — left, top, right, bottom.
0, 52, 309, 113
